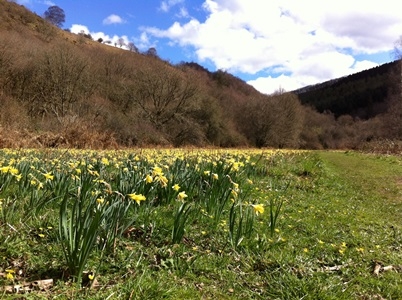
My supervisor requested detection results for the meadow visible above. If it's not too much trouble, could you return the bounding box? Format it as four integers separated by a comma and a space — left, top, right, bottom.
1, 148, 402, 299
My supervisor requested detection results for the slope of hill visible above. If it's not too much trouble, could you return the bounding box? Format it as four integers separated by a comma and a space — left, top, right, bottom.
294, 61, 401, 119
1, 0, 307, 149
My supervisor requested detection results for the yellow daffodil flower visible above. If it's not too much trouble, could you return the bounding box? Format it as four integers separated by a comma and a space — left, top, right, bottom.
177, 191, 188, 201
146, 174, 153, 183
172, 184, 180, 191
232, 162, 239, 171
9, 167, 19, 175
158, 175, 168, 187
43, 172, 54, 181
5, 269, 15, 280
128, 193, 146, 205
252, 204, 264, 215
0, 166, 19, 175
101, 157, 109, 165
0, 166, 9, 173
152, 166, 164, 177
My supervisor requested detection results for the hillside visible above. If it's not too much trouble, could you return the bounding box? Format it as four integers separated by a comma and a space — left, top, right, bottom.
0, 0, 307, 149
0, 0, 401, 150
294, 61, 401, 119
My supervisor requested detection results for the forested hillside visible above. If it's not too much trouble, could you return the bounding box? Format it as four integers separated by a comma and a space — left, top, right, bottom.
294, 61, 401, 119
0, 0, 401, 150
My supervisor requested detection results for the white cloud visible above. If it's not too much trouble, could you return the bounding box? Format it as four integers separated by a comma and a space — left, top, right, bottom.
103, 14, 125, 25
70, 24, 90, 34
159, 0, 185, 12
247, 75, 301, 95
70, 24, 131, 50
176, 7, 189, 18
144, 0, 402, 93
352, 60, 380, 73
15, 0, 31, 5
15, 0, 54, 8
133, 32, 157, 51
43, 0, 55, 6
248, 56, 380, 95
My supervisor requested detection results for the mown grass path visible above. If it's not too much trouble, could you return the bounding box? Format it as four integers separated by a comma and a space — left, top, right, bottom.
318, 151, 402, 224
300, 151, 402, 299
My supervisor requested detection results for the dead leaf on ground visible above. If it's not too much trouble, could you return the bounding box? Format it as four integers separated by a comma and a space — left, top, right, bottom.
372, 261, 402, 276
3, 278, 53, 294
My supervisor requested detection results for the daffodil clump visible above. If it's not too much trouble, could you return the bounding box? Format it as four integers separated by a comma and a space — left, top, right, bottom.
0, 148, 296, 284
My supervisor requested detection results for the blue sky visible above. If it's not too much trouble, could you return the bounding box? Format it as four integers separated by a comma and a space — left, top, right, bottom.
16, 0, 402, 94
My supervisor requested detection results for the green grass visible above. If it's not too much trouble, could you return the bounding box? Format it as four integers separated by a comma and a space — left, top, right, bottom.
272, 151, 402, 299
1, 150, 402, 299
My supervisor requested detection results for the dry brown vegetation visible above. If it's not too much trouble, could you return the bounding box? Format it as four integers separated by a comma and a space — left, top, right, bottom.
0, 0, 401, 150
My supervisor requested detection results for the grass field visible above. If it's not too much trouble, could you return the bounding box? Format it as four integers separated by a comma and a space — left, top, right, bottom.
1, 149, 402, 299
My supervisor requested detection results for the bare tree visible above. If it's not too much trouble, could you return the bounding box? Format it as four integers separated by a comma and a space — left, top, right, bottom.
266, 93, 305, 148
127, 42, 138, 53
117, 38, 125, 48
131, 66, 198, 129
241, 93, 304, 148
78, 30, 92, 40
393, 36, 402, 60
26, 47, 94, 123
0, 40, 13, 91
43, 6, 65, 28
145, 47, 158, 58
393, 37, 402, 99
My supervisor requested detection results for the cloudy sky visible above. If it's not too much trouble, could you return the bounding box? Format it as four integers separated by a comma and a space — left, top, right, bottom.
17, 0, 402, 94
